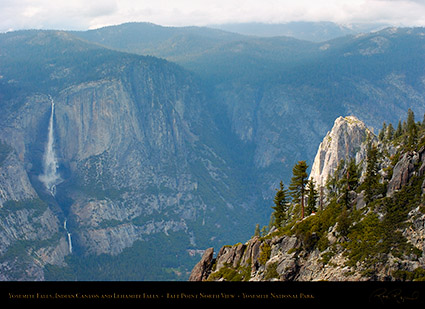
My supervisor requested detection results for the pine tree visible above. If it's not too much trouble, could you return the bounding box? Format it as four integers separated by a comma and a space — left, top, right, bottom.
289, 161, 309, 220
340, 159, 359, 207
306, 179, 318, 215
271, 181, 289, 228
364, 142, 379, 203
395, 120, 402, 138
379, 122, 386, 141
407, 108, 417, 148
347, 158, 359, 191
386, 123, 394, 141
407, 108, 416, 132
254, 224, 260, 237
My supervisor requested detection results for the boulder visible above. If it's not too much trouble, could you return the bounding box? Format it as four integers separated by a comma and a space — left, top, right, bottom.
387, 151, 419, 196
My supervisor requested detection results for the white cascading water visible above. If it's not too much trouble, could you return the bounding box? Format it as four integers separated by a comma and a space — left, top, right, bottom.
39, 97, 61, 196
64, 219, 73, 254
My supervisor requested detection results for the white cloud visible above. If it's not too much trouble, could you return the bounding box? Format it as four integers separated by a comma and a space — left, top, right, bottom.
1, 0, 425, 32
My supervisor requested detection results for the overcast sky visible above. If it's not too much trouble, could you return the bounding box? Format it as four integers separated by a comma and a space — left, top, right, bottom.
1, 0, 425, 32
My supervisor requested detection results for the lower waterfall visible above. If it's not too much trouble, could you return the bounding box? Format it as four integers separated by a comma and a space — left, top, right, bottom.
64, 219, 73, 254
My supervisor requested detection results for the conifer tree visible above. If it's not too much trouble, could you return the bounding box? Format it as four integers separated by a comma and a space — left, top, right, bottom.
395, 120, 402, 138
340, 158, 359, 207
386, 123, 394, 141
271, 181, 289, 228
364, 143, 379, 203
306, 179, 318, 215
347, 158, 359, 191
289, 161, 309, 220
407, 108, 416, 132
254, 224, 260, 237
407, 108, 417, 148
379, 122, 386, 141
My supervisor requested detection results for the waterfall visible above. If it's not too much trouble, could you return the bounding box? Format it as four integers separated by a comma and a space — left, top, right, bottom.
67, 232, 73, 254
39, 97, 61, 195
64, 219, 73, 254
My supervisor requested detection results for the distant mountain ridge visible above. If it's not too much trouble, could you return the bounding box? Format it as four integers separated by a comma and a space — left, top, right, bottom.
209, 21, 389, 42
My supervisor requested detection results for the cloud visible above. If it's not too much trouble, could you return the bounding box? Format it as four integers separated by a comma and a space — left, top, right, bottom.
0, 0, 118, 31
1, 0, 425, 32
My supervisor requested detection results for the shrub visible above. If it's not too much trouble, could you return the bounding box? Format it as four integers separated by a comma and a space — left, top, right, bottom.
258, 242, 271, 265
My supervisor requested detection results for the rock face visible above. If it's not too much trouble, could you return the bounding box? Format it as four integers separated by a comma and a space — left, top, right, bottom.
309, 116, 375, 187
189, 234, 367, 281
387, 150, 423, 196
188, 247, 214, 281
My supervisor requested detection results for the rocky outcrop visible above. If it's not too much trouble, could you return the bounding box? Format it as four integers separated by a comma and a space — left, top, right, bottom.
193, 208, 425, 281
387, 147, 425, 196
309, 116, 375, 187
189, 247, 214, 281
189, 232, 367, 281
387, 151, 419, 196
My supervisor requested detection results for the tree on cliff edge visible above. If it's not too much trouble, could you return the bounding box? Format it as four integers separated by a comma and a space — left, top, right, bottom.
272, 181, 289, 228
289, 161, 309, 220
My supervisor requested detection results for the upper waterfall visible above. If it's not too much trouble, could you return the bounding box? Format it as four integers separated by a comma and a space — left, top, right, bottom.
39, 97, 61, 195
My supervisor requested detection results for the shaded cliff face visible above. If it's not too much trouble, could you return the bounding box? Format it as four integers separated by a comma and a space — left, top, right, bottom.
0, 30, 261, 280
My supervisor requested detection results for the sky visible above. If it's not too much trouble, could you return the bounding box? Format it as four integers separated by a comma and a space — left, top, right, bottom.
1, 0, 425, 32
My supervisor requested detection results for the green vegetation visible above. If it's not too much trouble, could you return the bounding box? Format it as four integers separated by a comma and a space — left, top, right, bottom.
258, 242, 271, 265
208, 258, 252, 282
271, 181, 289, 228
288, 161, 309, 220
0, 198, 48, 216
208, 264, 245, 281
306, 179, 318, 215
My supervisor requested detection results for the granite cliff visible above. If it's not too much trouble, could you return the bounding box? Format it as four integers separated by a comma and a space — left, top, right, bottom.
309, 116, 375, 187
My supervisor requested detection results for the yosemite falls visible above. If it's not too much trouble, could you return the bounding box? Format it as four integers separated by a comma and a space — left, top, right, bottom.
39, 97, 61, 196
39, 98, 72, 254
